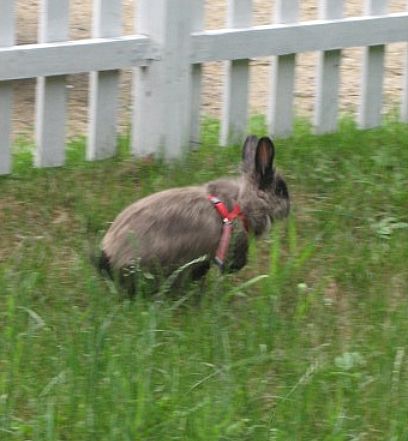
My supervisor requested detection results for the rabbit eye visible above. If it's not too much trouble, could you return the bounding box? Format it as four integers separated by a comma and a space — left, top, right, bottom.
275, 178, 289, 199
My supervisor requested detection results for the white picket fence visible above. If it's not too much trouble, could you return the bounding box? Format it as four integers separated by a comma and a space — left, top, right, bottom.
1, 0, 408, 175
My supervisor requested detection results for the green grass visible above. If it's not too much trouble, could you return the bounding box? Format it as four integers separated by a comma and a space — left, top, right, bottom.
1, 116, 408, 440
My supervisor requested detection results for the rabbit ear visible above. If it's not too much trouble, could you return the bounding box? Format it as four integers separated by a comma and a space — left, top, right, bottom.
255, 137, 275, 189
242, 135, 259, 172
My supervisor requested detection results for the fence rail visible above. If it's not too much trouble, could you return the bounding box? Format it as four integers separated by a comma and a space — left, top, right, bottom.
191, 14, 408, 62
1, 0, 408, 175
0, 37, 156, 81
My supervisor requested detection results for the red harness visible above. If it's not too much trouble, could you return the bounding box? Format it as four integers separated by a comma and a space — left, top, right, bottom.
207, 195, 248, 271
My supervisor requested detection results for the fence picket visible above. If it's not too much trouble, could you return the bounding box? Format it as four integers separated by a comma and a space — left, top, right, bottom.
35, 0, 69, 168
190, 0, 205, 148
314, 0, 344, 134
269, 0, 299, 138
0, 0, 14, 175
87, 0, 121, 161
402, 1, 408, 122
359, 0, 388, 129
133, 0, 170, 157
220, 0, 252, 146
132, 0, 194, 158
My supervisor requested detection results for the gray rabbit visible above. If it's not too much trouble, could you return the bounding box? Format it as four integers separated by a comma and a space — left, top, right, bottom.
97, 135, 290, 295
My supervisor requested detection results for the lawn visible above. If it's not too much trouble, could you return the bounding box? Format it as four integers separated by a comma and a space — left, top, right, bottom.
1, 117, 408, 440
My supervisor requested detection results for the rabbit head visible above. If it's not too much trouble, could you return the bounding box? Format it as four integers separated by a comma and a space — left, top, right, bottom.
238, 135, 290, 236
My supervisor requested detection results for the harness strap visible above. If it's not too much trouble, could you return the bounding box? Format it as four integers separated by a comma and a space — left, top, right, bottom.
207, 195, 248, 271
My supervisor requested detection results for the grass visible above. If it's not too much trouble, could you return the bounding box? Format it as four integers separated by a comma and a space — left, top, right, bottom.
1, 116, 408, 440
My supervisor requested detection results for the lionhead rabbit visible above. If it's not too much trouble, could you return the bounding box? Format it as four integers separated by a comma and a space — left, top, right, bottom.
98, 135, 290, 295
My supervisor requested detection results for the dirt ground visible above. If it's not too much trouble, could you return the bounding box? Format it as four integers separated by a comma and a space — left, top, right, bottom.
11, 0, 408, 139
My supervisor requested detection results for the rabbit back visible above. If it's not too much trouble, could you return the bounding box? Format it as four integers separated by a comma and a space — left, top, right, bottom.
102, 186, 223, 274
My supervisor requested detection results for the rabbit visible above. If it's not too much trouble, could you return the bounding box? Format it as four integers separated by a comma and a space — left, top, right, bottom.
97, 135, 290, 295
